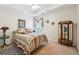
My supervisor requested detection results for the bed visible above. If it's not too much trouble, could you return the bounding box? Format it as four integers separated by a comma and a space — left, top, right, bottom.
12, 29, 48, 55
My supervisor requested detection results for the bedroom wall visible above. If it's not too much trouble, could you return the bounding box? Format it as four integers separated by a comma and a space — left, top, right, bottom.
77, 5, 79, 50
0, 5, 33, 44
43, 5, 77, 46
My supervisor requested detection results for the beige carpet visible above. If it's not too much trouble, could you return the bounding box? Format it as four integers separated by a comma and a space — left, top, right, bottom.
31, 41, 79, 55
0, 41, 78, 55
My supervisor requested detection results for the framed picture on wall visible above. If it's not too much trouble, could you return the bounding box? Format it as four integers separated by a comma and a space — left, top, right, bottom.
18, 19, 26, 28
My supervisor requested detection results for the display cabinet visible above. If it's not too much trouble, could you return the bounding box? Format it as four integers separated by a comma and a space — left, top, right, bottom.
58, 21, 73, 46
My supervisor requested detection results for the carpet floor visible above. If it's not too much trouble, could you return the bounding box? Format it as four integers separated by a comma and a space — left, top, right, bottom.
31, 41, 79, 55
0, 41, 78, 55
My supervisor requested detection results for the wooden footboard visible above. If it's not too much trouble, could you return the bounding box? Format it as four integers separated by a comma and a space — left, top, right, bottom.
28, 35, 48, 54
13, 31, 48, 55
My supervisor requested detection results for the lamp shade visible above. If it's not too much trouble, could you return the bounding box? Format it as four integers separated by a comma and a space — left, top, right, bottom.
1, 27, 9, 30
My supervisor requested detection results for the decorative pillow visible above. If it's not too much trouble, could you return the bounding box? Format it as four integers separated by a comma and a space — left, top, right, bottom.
17, 29, 26, 34
17, 28, 32, 34
25, 28, 32, 33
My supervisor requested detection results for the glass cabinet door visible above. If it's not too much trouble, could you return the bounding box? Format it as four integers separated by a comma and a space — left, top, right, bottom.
69, 24, 73, 41
62, 24, 68, 40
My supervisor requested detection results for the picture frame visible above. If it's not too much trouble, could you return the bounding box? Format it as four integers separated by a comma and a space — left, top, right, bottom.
18, 19, 26, 28
51, 22, 55, 25
46, 20, 49, 23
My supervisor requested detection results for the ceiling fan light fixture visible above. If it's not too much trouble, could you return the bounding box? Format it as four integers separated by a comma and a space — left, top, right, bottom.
32, 5, 40, 11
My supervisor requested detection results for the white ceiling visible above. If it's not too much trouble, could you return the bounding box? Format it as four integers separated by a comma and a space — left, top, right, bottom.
0, 4, 67, 16
31, 4, 64, 16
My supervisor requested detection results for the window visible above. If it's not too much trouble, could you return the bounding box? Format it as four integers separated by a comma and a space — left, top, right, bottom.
34, 18, 43, 33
